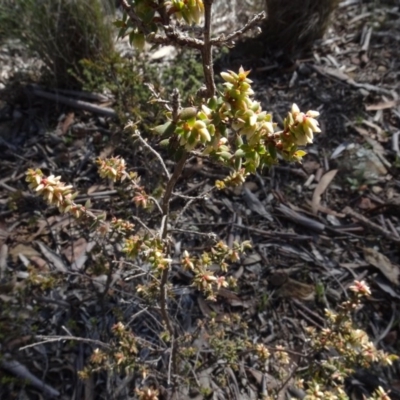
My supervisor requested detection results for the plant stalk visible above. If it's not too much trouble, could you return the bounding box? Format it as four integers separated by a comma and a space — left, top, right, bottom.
159, 152, 188, 381
202, 0, 216, 98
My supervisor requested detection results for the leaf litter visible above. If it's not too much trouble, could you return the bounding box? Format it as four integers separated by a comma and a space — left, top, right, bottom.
1, 1, 400, 398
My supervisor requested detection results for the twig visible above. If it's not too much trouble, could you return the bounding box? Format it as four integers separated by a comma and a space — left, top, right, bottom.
120, 0, 152, 34
343, 206, 400, 244
29, 87, 117, 118
1, 358, 60, 398
132, 129, 171, 179
173, 186, 214, 226
148, 28, 204, 49
276, 364, 299, 400
171, 228, 217, 240
210, 11, 266, 46
129, 215, 154, 236
29, 83, 110, 102
149, 196, 163, 215
159, 152, 189, 383
202, 0, 216, 97
277, 204, 325, 232
20, 335, 111, 351
234, 224, 314, 241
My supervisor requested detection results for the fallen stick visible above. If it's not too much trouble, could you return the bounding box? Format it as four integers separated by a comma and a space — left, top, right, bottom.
343, 206, 400, 244
1, 358, 60, 398
30, 87, 117, 118
29, 84, 110, 103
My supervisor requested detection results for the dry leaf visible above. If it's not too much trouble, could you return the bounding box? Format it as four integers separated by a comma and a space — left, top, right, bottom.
60, 112, 75, 135
9, 244, 41, 263
363, 247, 399, 285
242, 187, 273, 221
35, 241, 68, 272
278, 204, 325, 232
197, 296, 213, 317
62, 238, 87, 264
312, 169, 338, 214
242, 253, 262, 266
278, 278, 315, 301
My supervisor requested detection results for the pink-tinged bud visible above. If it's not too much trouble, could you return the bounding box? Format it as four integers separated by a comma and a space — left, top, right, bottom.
34, 175, 41, 185
237, 66, 252, 82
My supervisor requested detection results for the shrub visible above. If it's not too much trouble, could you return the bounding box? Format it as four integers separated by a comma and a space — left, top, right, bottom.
0, 0, 116, 88
23, 1, 395, 398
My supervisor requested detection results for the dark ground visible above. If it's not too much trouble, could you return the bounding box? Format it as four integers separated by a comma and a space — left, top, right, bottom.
0, 1, 400, 399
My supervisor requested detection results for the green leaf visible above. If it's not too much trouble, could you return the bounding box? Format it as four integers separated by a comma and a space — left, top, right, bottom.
159, 138, 170, 147
178, 107, 198, 121
268, 143, 277, 160
152, 121, 176, 136
234, 149, 245, 158
217, 151, 232, 160
113, 20, 126, 28
234, 156, 242, 170
136, 2, 155, 24
129, 31, 145, 51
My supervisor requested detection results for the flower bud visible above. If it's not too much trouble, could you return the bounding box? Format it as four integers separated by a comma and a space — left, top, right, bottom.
198, 128, 211, 143
306, 110, 320, 118
304, 116, 321, 133
220, 72, 237, 84
291, 103, 300, 114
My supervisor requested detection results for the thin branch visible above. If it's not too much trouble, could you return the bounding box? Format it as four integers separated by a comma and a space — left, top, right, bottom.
132, 130, 171, 179
210, 11, 266, 46
30, 87, 117, 118
20, 335, 111, 351
159, 152, 189, 383
343, 206, 400, 244
173, 186, 214, 227
161, 153, 189, 223
149, 196, 163, 215
129, 215, 154, 235
151, 28, 204, 49
1, 358, 60, 398
202, 0, 215, 97
120, 0, 152, 34
171, 228, 218, 240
